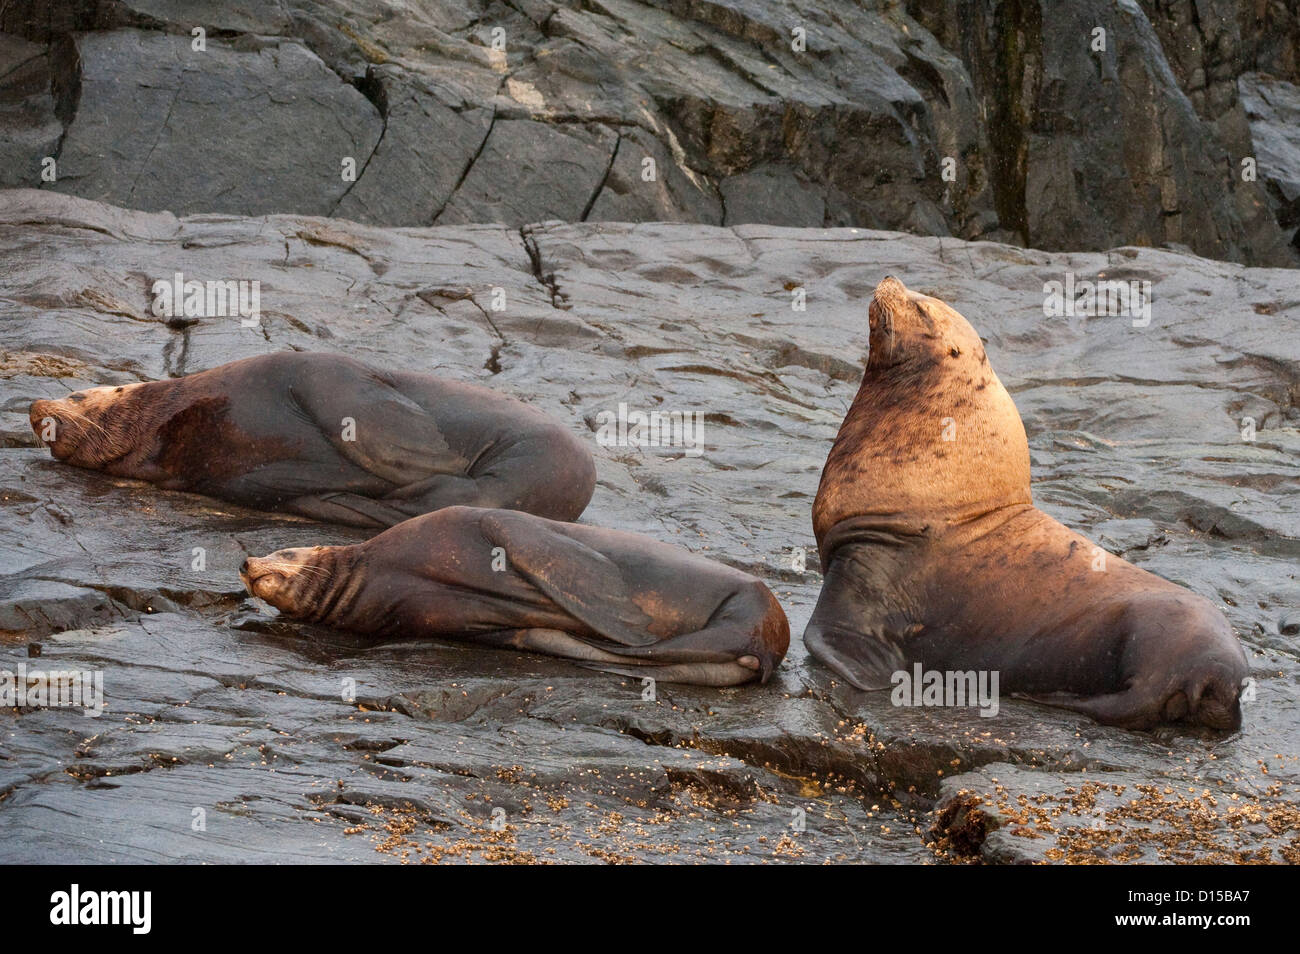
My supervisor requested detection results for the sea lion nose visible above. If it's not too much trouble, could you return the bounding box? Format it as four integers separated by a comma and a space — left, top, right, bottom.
240, 558, 250, 575
874, 275, 908, 299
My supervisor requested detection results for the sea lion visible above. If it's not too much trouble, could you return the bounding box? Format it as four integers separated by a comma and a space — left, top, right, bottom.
29, 352, 596, 527
804, 276, 1249, 730
241, 505, 790, 686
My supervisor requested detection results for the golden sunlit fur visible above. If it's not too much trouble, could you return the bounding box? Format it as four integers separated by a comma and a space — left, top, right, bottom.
804, 276, 1248, 729
813, 275, 1032, 549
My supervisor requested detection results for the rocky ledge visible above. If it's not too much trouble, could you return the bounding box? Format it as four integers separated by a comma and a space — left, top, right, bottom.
0, 189, 1296, 863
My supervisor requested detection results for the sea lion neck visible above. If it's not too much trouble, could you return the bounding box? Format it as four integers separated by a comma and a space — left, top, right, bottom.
301, 545, 359, 627
812, 280, 1032, 546
104, 381, 193, 477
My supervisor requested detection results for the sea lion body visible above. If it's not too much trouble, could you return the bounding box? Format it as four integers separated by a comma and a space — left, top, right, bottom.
805, 277, 1248, 730
242, 506, 790, 686
29, 352, 595, 527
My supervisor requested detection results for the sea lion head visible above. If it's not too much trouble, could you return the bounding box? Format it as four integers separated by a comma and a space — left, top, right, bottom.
29, 382, 152, 469
241, 547, 342, 622
867, 275, 988, 372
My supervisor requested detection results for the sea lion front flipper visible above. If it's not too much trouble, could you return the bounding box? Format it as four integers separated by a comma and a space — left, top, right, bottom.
285, 492, 412, 528
803, 552, 908, 690
479, 511, 657, 647
291, 379, 461, 486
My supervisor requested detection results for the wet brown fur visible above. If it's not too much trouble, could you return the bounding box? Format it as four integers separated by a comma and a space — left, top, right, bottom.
242, 506, 791, 687
153, 396, 301, 489
29, 352, 597, 526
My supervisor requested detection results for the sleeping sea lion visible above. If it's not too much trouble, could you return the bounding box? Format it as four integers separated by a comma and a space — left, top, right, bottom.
242, 505, 790, 686
29, 351, 595, 527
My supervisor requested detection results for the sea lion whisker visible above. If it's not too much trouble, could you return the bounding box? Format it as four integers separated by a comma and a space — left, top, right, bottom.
258, 560, 329, 577
54, 406, 112, 440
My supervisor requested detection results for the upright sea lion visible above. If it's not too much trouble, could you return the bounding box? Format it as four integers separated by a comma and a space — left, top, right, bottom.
29, 352, 596, 527
241, 506, 790, 686
805, 276, 1249, 730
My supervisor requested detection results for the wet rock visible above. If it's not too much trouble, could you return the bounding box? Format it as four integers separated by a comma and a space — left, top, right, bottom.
0, 189, 1296, 863
1240, 73, 1300, 248
932, 763, 1300, 864
0, 33, 60, 187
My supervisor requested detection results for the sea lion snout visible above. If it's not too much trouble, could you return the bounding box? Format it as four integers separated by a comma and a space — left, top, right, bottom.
29, 398, 59, 446
242, 547, 335, 618
866, 276, 944, 368
29, 398, 85, 462
869, 276, 927, 325
873, 275, 910, 308
867, 277, 906, 339
240, 554, 270, 594
242, 551, 301, 608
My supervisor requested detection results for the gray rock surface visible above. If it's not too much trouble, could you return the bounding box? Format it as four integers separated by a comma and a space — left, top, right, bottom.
1240, 73, 1300, 248
52, 29, 383, 217
0, 189, 1296, 863
0, 32, 59, 188
0, 0, 1296, 264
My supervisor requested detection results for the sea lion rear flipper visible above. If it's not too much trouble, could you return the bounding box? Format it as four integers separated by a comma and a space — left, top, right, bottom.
576, 661, 758, 688
476, 628, 756, 686
803, 553, 908, 690
480, 511, 657, 647
1018, 688, 1164, 730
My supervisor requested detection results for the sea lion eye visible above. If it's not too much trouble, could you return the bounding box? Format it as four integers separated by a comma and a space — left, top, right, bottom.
949, 347, 960, 357
69, 393, 85, 403
115, 387, 124, 393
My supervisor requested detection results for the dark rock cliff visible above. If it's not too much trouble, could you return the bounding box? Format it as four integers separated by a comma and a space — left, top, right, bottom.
0, 0, 1297, 264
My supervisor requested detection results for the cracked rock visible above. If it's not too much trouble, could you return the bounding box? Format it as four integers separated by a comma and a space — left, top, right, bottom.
46, 29, 383, 217
0, 190, 1296, 862
435, 119, 619, 225
0, 0, 1296, 262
